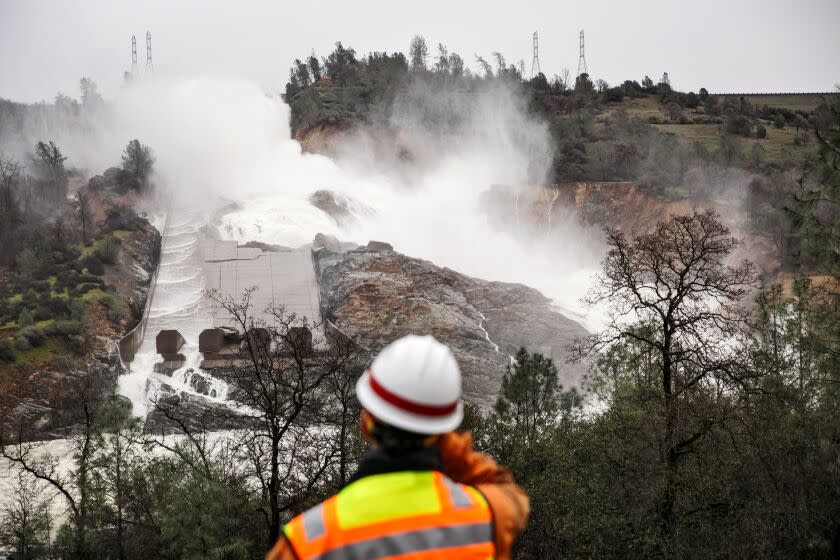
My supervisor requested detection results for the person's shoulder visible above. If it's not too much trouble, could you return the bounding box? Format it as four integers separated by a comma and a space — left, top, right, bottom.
266, 531, 299, 560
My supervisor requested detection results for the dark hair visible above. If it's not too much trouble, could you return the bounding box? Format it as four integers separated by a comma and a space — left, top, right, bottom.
371, 419, 430, 451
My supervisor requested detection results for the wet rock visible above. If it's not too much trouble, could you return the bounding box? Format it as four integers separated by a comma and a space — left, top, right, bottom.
143, 383, 250, 435
309, 189, 374, 227
366, 240, 393, 252
314, 233, 359, 253
314, 247, 588, 406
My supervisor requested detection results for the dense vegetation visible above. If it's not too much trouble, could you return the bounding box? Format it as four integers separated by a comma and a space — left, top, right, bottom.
0, 111, 156, 369
285, 38, 828, 189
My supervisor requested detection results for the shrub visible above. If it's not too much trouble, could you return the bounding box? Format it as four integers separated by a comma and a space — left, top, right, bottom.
31, 280, 50, 293
104, 205, 142, 231
81, 255, 105, 276
18, 308, 35, 328
725, 112, 753, 136
773, 113, 786, 129
0, 339, 15, 362
14, 336, 31, 351
18, 326, 44, 347
755, 124, 767, 138
95, 234, 120, 264
47, 297, 71, 317
43, 320, 83, 336
71, 283, 98, 298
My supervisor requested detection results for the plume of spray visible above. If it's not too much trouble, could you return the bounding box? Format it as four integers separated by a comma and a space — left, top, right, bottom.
31, 73, 605, 326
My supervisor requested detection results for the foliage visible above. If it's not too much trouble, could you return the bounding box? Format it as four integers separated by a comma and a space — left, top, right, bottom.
120, 140, 154, 192
785, 91, 840, 272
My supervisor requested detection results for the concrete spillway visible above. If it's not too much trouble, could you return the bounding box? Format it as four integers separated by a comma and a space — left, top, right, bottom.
118, 211, 324, 418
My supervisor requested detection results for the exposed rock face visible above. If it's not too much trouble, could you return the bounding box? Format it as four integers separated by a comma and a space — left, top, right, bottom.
0, 353, 123, 441
105, 219, 161, 330
142, 382, 249, 435
314, 247, 588, 406
481, 182, 694, 236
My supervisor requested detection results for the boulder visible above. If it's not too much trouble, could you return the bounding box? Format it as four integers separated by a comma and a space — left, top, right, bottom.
366, 240, 393, 252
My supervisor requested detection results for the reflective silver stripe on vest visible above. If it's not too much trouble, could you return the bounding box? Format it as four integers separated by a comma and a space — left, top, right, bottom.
441, 476, 473, 508
302, 503, 326, 541
312, 521, 493, 560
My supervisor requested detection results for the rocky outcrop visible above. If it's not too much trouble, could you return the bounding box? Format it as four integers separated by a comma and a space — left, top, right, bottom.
482, 182, 695, 236
0, 352, 123, 441
104, 219, 161, 331
142, 382, 249, 435
314, 245, 588, 406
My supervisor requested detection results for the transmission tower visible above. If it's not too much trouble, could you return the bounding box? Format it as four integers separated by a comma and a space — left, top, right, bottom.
531, 31, 540, 78
577, 29, 588, 76
145, 31, 154, 73
131, 35, 137, 72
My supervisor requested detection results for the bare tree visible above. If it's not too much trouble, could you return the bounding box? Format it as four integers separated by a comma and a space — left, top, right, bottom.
0, 156, 24, 265
573, 210, 756, 542
205, 288, 365, 542
0, 472, 52, 558
0, 373, 105, 558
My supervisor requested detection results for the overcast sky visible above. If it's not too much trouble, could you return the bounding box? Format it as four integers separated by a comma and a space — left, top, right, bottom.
2, 0, 838, 103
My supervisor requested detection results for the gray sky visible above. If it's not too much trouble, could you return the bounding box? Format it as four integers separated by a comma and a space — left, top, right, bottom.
2, 0, 838, 103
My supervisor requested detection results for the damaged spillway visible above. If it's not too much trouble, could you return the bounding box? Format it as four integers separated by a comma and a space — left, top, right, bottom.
118, 211, 226, 418
117, 208, 325, 426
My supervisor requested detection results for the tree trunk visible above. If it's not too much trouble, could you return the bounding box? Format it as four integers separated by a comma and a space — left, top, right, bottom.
659, 330, 678, 550
268, 432, 281, 543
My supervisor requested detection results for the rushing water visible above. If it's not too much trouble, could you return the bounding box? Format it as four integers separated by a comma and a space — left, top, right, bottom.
117, 210, 229, 417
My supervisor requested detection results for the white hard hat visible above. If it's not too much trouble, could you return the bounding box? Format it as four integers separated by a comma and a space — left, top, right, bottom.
356, 335, 463, 434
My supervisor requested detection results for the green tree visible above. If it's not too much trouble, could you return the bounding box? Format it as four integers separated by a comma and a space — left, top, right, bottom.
120, 139, 154, 192
408, 35, 428, 71
716, 134, 743, 166
750, 142, 766, 167
307, 54, 322, 81
32, 140, 67, 204
786, 91, 840, 271
494, 348, 559, 443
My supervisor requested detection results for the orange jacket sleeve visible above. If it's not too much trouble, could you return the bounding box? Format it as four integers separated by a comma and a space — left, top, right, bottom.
438, 431, 530, 560
265, 535, 296, 560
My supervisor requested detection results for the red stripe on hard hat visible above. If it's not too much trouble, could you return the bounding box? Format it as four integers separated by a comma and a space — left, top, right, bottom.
368, 371, 458, 417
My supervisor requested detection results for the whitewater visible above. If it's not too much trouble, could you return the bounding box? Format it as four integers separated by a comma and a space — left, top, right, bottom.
55, 75, 604, 415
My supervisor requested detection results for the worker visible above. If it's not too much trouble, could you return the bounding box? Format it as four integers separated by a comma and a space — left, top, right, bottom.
266, 334, 529, 560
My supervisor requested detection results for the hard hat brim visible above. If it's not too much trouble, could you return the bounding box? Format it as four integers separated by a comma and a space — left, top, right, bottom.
356, 370, 463, 435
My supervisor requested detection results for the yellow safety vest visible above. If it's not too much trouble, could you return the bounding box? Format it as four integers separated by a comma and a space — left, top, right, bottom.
283, 470, 495, 559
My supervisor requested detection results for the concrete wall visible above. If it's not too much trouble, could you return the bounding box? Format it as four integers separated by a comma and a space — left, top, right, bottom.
118, 215, 167, 364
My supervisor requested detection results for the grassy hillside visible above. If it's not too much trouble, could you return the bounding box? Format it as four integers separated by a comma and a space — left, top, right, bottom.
717, 93, 829, 112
